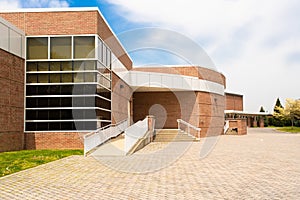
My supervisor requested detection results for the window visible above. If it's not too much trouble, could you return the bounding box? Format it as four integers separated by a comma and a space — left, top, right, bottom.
38, 62, 49, 71
85, 72, 96, 82
27, 74, 37, 83
98, 39, 103, 62
38, 74, 48, 83
84, 61, 96, 70
62, 73, 73, 83
50, 62, 61, 71
25, 36, 112, 131
27, 62, 37, 71
74, 36, 95, 59
49, 74, 60, 83
61, 62, 72, 71
27, 37, 48, 59
102, 44, 107, 65
50, 37, 71, 59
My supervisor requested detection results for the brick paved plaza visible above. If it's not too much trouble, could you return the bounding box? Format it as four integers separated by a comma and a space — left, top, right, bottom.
0, 128, 299, 199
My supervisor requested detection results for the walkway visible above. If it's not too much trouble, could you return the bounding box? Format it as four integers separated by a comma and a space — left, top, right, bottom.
0, 128, 299, 199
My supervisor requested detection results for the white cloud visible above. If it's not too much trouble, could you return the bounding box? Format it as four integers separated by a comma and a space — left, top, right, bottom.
0, 0, 21, 9
0, 0, 69, 9
104, 0, 300, 112
21, 0, 69, 8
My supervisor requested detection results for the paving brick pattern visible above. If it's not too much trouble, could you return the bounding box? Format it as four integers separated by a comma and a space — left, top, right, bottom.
0, 128, 299, 199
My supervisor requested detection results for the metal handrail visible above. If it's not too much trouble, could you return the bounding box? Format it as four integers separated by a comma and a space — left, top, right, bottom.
84, 119, 128, 139
177, 119, 201, 139
83, 119, 128, 156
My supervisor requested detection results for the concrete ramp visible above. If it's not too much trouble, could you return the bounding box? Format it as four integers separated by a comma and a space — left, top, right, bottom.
90, 134, 126, 156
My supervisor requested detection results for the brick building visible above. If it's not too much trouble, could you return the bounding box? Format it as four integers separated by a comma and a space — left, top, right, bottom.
0, 7, 245, 152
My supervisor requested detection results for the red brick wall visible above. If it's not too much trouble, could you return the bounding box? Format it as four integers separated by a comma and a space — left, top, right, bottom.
111, 72, 133, 124
225, 93, 243, 111
0, 49, 25, 152
228, 119, 247, 135
25, 132, 84, 150
0, 10, 132, 70
133, 91, 225, 137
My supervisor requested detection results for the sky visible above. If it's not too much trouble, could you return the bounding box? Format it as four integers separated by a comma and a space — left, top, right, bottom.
1, 0, 299, 112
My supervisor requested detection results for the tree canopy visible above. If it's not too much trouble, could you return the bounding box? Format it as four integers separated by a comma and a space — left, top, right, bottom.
273, 98, 300, 127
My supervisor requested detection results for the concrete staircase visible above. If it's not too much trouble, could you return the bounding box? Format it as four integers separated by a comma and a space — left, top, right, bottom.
154, 129, 197, 142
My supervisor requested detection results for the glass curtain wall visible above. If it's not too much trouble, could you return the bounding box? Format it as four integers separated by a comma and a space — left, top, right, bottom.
25, 35, 112, 131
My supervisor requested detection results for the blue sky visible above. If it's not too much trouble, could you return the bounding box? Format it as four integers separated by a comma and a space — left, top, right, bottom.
1, 0, 300, 112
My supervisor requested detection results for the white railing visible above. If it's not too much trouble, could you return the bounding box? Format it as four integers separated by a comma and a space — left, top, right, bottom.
177, 119, 201, 140
84, 119, 128, 156
116, 71, 224, 96
224, 120, 229, 134
124, 116, 155, 154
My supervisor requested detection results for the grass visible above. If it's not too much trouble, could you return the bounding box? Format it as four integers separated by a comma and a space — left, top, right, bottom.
275, 126, 300, 133
0, 149, 83, 177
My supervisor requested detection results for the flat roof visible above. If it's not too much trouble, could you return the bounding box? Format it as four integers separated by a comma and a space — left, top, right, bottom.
225, 92, 243, 97
225, 110, 271, 116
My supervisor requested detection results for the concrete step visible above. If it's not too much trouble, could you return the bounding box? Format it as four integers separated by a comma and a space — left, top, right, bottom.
154, 129, 197, 142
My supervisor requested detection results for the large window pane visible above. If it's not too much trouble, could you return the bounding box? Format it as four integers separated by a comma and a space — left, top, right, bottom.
27, 74, 37, 83
74, 73, 84, 82
38, 74, 48, 83
26, 86, 37, 95
102, 44, 107, 65
50, 62, 61, 71
61, 98, 72, 107
50, 74, 60, 83
96, 97, 111, 110
74, 36, 95, 58
27, 62, 37, 71
62, 61, 72, 71
85, 72, 96, 82
62, 73, 73, 82
85, 97, 95, 107
98, 74, 111, 88
26, 122, 36, 131
38, 62, 49, 71
26, 98, 37, 108
73, 61, 84, 71
49, 122, 60, 130
26, 110, 37, 120
84, 61, 96, 70
50, 37, 71, 59
27, 37, 48, 59
49, 98, 60, 107
98, 39, 103, 62
97, 86, 111, 99
61, 85, 73, 95
106, 48, 111, 67
49, 85, 60, 95
0, 23, 9, 51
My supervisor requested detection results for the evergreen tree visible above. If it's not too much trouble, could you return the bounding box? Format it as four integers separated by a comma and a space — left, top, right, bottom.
274, 98, 283, 113
259, 106, 265, 112
271, 98, 285, 126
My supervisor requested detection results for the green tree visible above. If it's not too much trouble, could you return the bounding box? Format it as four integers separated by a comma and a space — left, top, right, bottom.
259, 106, 265, 112
270, 98, 285, 126
274, 98, 283, 113
274, 98, 300, 128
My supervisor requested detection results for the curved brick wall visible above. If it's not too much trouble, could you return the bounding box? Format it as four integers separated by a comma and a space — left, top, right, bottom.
132, 66, 226, 137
